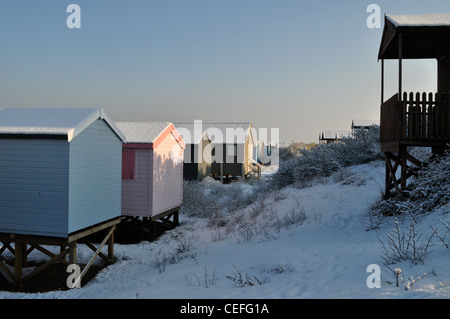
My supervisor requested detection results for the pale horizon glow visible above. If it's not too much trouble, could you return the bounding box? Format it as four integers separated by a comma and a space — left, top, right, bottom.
1, 1, 449, 143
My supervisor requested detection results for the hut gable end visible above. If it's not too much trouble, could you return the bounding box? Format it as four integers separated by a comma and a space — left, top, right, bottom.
68, 119, 123, 233
152, 131, 183, 216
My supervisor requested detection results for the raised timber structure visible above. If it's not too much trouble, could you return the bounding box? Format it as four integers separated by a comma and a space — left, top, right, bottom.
115, 122, 185, 240
0, 108, 125, 289
379, 14, 450, 197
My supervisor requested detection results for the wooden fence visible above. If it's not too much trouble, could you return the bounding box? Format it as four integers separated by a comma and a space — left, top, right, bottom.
381, 92, 450, 143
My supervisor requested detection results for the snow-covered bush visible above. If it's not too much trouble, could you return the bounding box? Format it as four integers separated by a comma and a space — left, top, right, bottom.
226, 264, 262, 287
405, 151, 450, 213
270, 126, 383, 189
377, 216, 435, 265
369, 148, 450, 218
181, 178, 258, 220
369, 148, 450, 267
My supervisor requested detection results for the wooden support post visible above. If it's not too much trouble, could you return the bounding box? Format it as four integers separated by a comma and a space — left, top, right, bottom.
107, 230, 114, 262
149, 221, 156, 241
0, 245, 14, 283
385, 153, 401, 197
173, 211, 179, 226
69, 241, 77, 265
22, 243, 27, 267
58, 245, 66, 271
381, 59, 385, 104
400, 146, 408, 191
14, 242, 23, 289
385, 154, 390, 198
398, 33, 403, 99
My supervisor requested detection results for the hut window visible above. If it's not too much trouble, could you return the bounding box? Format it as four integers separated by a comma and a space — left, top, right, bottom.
227, 144, 237, 157
122, 149, 136, 179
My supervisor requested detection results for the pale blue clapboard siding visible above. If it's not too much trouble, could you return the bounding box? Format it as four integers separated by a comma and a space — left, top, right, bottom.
0, 139, 70, 237
68, 119, 122, 233
0, 119, 122, 238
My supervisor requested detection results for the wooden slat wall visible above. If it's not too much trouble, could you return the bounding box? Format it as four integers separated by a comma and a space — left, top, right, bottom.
403, 92, 450, 140
382, 92, 450, 145
380, 93, 400, 143
0, 139, 70, 237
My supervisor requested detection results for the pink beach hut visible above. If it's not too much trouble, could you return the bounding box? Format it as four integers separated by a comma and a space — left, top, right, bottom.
115, 122, 185, 234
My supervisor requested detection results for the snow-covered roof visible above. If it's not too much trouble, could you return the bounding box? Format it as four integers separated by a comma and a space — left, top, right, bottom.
387, 14, 450, 27
115, 122, 171, 143
174, 122, 211, 145
379, 13, 450, 60
0, 107, 125, 142
116, 121, 185, 149
174, 121, 253, 145
352, 120, 380, 129
204, 122, 253, 145
320, 130, 351, 140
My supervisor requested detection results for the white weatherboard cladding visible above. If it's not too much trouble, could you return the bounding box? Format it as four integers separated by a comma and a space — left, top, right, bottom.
68, 119, 122, 233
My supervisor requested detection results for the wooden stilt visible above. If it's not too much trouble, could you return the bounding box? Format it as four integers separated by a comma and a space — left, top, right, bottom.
173, 211, 179, 226
385, 153, 401, 197
14, 242, 23, 289
384, 145, 424, 199
108, 230, 114, 261
0, 217, 120, 290
0, 244, 14, 283
149, 221, 156, 241
69, 242, 77, 266
400, 146, 408, 191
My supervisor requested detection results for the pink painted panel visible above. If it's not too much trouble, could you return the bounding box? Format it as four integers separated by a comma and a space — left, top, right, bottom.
152, 132, 184, 217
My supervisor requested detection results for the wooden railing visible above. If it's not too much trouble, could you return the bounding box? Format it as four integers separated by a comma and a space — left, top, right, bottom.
381, 92, 450, 143
380, 94, 400, 143
248, 158, 262, 178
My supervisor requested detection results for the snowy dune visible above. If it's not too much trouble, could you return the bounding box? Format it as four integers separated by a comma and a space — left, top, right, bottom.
0, 160, 449, 299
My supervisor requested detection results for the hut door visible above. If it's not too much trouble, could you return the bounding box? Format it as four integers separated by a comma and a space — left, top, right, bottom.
122, 149, 136, 179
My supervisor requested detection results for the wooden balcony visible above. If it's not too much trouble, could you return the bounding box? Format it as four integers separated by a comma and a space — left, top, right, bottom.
381, 92, 450, 153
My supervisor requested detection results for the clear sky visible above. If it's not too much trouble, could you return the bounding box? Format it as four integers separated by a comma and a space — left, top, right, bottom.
1, 0, 450, 143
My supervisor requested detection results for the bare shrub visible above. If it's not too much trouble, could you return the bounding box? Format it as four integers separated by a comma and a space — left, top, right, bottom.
226, 264, 262, 287
378, 216, 436, 265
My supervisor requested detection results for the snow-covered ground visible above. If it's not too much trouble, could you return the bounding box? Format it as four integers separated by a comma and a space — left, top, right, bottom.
1, 160, 449, 299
